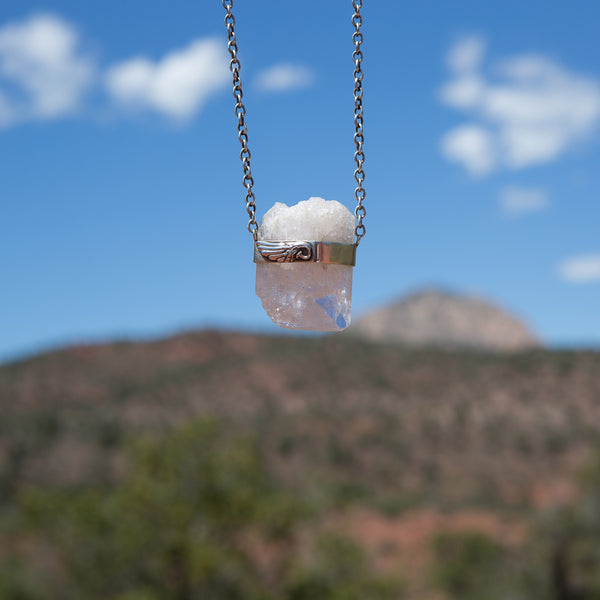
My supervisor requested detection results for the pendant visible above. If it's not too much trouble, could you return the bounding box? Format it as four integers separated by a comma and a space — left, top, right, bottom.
254, 197, 355, 332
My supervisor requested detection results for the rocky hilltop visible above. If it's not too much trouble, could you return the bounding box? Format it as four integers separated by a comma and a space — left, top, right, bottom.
351, 289, 540, 351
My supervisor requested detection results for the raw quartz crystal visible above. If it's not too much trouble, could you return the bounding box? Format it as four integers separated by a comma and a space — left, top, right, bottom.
256, 197, 355, 331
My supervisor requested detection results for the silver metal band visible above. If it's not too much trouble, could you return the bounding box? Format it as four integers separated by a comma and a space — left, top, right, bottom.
254, 241, 356, 266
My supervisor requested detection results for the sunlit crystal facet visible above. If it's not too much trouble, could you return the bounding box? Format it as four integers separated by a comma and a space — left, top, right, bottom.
255, 197, 354, 332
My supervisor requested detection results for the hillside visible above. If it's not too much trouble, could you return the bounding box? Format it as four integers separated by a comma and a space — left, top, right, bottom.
1, 330, 600, 599
1, 330, 598, 504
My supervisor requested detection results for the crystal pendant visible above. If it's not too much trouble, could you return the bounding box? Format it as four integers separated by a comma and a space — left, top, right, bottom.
255, 197, 355, 332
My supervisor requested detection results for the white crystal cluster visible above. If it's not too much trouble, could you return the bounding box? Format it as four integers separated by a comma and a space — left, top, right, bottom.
256, 197, 355, 332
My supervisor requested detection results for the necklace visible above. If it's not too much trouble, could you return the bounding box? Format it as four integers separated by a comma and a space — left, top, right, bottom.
223, 1, 366, 332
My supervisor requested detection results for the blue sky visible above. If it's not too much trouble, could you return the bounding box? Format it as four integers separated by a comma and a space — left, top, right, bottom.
1, 0, 599, 361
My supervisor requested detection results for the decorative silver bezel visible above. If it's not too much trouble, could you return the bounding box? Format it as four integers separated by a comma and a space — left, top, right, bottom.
254, 241, 356, 266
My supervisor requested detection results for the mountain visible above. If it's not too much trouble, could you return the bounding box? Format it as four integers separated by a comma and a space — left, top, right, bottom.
350, 289, 540, 351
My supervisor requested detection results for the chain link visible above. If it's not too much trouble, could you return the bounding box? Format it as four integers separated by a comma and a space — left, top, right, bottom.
223, 0, 365, 245
352, 0, 366, 245
223, 0, 258, 240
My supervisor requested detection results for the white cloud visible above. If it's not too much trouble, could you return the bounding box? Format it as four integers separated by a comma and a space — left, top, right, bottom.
105, 38, 229, 120
558, 255, 600, 283
255, 63, 314, 93
446, 35, 486, 74
440, 124, 496, 176
0, 14, 232, 127
499, 186, 549, 217
0, 13, 95, 127
440, 74, 484, 110
440, 37, 600, 175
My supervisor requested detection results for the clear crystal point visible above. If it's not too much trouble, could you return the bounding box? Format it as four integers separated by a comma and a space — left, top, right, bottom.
255, 197, 355, 332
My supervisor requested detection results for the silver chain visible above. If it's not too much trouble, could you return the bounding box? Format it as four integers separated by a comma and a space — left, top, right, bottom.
352, 0, 366, 245
223, 0, 366, 245
223, 0, 258, 241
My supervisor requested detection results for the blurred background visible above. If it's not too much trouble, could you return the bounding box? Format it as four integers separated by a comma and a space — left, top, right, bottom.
1, 1, 600, 599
